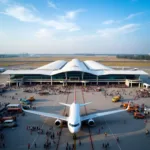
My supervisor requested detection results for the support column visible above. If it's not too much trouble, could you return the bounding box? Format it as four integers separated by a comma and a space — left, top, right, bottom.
96, 76, 98, 85
139, 83, 141, 88
84, 82, 86, 87
82, 72, 84, 80
107, 82, 109, 85
8, 81, 11, 87
65, 73, 67, 80
19, 82, 21, 87
16, 82, 18, 87
130, 82, 132, 88
8, 75, 11, 87
51, 76, 53, 86
30, 81, 32, 85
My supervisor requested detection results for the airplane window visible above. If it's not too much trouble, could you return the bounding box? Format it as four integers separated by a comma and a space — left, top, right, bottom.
69, 123, 79, 127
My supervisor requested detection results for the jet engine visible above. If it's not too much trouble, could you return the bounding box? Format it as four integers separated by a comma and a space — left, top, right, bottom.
54, 119, 62, 127
88, 119, 95, 126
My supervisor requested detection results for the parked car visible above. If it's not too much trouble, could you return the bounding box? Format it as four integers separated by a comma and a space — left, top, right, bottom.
134, 112, 145, 119
3, 120, 17, 127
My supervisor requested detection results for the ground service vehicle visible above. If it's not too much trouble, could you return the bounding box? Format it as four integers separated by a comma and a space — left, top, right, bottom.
127, 106, 139, 112
7, 104, 22, 113
112, 95, 121, 102
134, 112, 145, 119
0, 116, 16, 122
144, 107, 150, 115
3, 120, 17, 127
28, 96, 35, 101
123, 103, 128, 109
20, 99, 31, 109
20, 98, 31, 104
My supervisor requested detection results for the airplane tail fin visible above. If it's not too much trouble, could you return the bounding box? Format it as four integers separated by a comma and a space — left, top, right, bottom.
80, 102, 92, 107
59, 102, 71, 107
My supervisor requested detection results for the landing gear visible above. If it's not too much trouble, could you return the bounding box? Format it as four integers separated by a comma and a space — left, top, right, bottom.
73, 134, 77, 140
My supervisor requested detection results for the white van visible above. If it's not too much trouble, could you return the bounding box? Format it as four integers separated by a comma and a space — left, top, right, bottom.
3, 119, 17, 127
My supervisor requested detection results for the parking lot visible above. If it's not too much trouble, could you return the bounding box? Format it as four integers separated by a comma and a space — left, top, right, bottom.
0, 84, 150, 150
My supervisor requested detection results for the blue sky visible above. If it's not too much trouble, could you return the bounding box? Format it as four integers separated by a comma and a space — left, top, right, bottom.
0, 0, 150, 54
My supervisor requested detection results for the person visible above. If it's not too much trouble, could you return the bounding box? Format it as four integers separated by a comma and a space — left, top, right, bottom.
146, 129, 149, 135
116, 137, 119, 142
34, 142, 36, 148
102, 143, 104, 148
28, 143, 30, 150
99, 128, 100, 134
107, 142, 109, 147
104, 132, 107, 137
79, 139, 81, 146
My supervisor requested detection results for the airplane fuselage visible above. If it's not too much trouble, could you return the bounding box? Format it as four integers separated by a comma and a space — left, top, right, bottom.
68, 103, 81, 133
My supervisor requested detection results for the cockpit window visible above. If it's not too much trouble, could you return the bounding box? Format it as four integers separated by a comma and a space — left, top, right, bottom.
69, 123, 79, 127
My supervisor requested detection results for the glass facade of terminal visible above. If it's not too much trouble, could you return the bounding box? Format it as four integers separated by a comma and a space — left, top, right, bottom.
10, 72, 139, 81
98, 75, 139, 80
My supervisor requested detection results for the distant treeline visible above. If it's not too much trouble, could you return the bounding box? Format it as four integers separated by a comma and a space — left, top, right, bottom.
0, 53, 29, 58
117, 54, 150, 60
0, 54, 19, 58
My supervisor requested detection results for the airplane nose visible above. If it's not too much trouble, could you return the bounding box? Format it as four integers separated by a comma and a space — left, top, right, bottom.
70, 127, 79, 134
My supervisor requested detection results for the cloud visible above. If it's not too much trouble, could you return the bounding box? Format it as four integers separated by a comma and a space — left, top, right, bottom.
97, 24, 140, 37
125, 12, 144, 20
61, 9, 86, 20
1, 4, 80, 31
48, 0, 57, 9
42, 20, 80, 31
102, 20, 117, 25
35, 28, 53, 38
3, 5, 41, 22
102, 12, 144, 25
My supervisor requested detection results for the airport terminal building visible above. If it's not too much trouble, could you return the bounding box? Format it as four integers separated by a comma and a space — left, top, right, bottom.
2, 59, 148, 87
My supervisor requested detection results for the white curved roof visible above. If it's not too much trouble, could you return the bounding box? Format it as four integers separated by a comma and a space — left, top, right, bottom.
61, 59, 88, 72
36, 60, 67, 70
84, 60, 112, 70
2, 58, 148, 76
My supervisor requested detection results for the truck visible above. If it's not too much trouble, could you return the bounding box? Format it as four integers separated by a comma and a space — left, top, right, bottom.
7, 104, 22, 113
112, 95, 121, 102
27, 96, 35, 101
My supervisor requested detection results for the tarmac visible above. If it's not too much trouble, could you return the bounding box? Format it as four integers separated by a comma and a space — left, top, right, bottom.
0, 84, 150, 150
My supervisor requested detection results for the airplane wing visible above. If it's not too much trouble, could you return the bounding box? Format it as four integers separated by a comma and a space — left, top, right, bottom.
81, 109, 126, 121
22, 108, 68, 121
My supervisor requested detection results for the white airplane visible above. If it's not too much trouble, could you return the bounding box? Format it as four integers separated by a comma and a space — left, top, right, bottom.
22, 89, 129, 136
